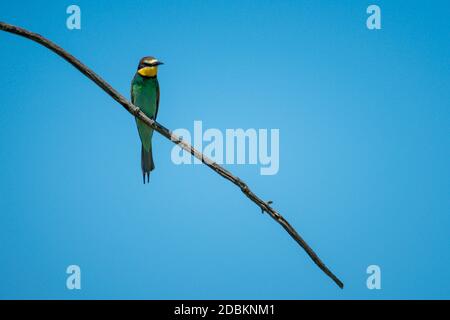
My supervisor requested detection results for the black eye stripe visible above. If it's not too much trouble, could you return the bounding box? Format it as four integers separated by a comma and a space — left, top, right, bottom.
138, 60, 162, 70
139, 63, 153, 69
141, 62, 157, 67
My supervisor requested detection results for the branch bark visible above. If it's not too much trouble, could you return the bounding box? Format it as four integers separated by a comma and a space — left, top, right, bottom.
0, 21, 344, 289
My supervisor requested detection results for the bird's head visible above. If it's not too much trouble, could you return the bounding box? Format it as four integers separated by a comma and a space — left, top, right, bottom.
137, 56, 163, 78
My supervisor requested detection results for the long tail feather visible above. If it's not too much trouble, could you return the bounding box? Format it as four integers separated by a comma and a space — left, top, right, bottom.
141, 145, 155, 184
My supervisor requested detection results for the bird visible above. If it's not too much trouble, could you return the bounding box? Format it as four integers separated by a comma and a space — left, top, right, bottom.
131, 56, 163, 183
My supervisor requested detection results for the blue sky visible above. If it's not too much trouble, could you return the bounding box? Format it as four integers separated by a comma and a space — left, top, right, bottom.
0, 1, 449, 299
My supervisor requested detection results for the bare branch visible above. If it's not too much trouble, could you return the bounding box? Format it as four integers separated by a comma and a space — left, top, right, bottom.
0, 22, 344, 289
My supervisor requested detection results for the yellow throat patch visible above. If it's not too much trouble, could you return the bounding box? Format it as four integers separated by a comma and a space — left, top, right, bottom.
138, 66, 158, 77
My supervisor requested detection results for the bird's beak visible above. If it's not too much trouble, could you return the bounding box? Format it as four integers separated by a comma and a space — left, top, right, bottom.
154, 61, 164, 66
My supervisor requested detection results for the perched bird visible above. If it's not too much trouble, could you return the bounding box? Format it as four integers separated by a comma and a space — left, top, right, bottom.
131, 56, 163, 183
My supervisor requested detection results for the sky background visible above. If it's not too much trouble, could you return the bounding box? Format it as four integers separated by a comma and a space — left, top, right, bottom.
0, 0, 449, 299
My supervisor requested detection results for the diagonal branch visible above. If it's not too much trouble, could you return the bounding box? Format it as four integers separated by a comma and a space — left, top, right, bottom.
0, 21, 344, 289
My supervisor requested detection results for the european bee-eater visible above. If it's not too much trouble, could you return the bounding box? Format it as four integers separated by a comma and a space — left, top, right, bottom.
131, 56, 163, 183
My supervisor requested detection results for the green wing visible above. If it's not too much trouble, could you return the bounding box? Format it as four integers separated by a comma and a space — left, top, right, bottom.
131, 79, 159, 119
154, 80, 160, 119
131, 77, 160, 152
